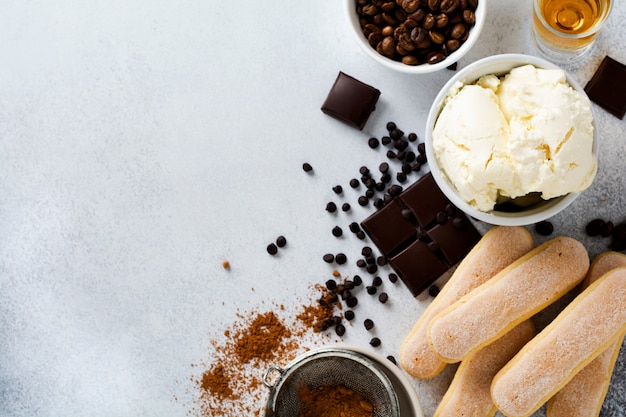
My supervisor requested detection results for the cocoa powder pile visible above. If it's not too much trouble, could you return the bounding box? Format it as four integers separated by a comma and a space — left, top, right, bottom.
192, 285, 342, 416
298, 385, 375, 417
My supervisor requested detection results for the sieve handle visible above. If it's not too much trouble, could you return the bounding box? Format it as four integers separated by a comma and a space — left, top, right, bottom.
262, 365, 284, 389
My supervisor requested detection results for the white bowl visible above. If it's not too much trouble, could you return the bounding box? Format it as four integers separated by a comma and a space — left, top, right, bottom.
424, 54, 598, 226
345, 0, 486, 74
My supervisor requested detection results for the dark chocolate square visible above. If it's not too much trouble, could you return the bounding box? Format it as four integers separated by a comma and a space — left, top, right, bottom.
398, 172, 451, 227
321, 72, 381, 130
585, 56, 626, 119
427, 214, 481, 265
389, 240, 449, 297
361, 200, 416, 256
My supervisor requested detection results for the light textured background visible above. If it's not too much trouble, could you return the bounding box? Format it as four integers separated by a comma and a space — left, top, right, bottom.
0, 1, 624, 416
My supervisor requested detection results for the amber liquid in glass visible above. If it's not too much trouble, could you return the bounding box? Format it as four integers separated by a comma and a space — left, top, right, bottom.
534, 0, 609, 50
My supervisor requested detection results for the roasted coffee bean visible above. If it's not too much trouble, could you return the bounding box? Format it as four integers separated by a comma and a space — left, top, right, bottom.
342, 203, 351, 212
364, 318, 375, 330
427, 51, 446, 64
440, 0, 459, 13
336, 253, 347, 264
379, 292, 389, 303
276, 235, 287, 247
535, 220, 554, 236
429, 30, 445, 44
463, 9, 475, 24
407, 8, 426, 22
427, 0, 440, 11
423, 13, 435, 29
401, 0, 420, 13
586, 219, 605, 236
402, 55, 419, 65
326, 202, 337, 213
362, 4, 379, 15
323, 253, 335, 263
302, 162, 313, 172
446, 38, 460, 51
267, 243, 278, 255
410, 26, 427, 43
332, 226, 343, 237
368, 137, 380, 148
370, 337, 381, 347
450, 22, 466, 39
379, 36, 396, 57
368, 31, 382, 48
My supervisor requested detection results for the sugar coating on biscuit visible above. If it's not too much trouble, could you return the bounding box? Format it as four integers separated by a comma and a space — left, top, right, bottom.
400, 226, 533, 379
492, 268, 626, 417
429, 237, 588, 362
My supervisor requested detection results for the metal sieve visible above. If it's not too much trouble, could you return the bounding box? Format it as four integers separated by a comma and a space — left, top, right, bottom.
262, 347, 400, 417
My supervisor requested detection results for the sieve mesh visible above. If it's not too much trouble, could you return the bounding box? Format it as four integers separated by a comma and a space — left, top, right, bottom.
264, 349, 399, 417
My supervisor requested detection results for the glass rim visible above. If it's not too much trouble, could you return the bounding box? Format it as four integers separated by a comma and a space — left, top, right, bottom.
533, 0, 613, 39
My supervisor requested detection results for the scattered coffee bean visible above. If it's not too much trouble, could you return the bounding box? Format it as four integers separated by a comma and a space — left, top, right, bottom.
267, 243, 278, 255
336, 253, 348, 265
364, 319, 374, 330
586, 219, 605, 236
535, 220, 554, 236
428, 285, 440, 297
302, 162, 313, 172
333, 185, 343, 194
326, 202, 337, 213
332, 226, 343, 237
335, 323, 346, 336
323, 253, 335, 263
378, 292, 389, 303
369, 337, 381, 347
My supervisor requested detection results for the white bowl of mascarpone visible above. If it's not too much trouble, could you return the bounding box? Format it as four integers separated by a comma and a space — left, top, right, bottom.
424, 54, 598, 226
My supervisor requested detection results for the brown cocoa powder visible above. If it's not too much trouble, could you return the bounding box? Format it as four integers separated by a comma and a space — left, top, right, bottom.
297, 385, 375, 417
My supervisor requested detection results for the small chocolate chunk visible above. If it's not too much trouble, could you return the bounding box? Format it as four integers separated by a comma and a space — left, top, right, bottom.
341, 203, 351, 212
302, 162, 313, 172
366, 285, 377, 295
428, 285, 440, 297
586, 219, 606, 236
387, 355, 397, 365
350, 178, 360, 188
326, 202, 337, 213
323, 253, 335, 263
349, 222, 361, 233
388, 273, 398, 283
372, 276, 383, 287
332, 185, 343, 194
346, 296, 358, 308
364, 319, 374, 330
276, 235, 287, 247
369, 337, 381, 347
325, 279, 337, 291
361, 200, 416, 256
335, 323, 346, 336
378, 292, 389, 303
535, 220, 554, 236
368, 137, 380, 149
389, 240, 448, 296
344, 310, 355, 321
399, 172, 450, 227
584, 56, 626, 119
335, 253, 347, 264
321, 72, 381, 129
353, 275, 363, 286
332, 226, 343, 237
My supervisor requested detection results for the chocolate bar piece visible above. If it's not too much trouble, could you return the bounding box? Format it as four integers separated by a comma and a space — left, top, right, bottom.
321, 72, 381, 130
584, 56, 626, 119
361, 173, 481, 296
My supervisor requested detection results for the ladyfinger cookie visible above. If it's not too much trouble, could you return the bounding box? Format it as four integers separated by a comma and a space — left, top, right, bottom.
434, 320, 535, 417
491, 267, 626, 417
399, 226, 533, 379
428, 236, 589, 363
547, 252, 626, 417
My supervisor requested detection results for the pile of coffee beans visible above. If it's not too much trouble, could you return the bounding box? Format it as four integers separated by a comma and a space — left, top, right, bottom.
355, 0, 479, 66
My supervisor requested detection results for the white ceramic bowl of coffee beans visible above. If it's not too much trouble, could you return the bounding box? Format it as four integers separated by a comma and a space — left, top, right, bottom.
424, 53, 598, 226
345, 0, 486, 74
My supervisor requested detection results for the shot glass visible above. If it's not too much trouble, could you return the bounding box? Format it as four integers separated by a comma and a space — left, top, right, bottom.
531, 0, 613, 63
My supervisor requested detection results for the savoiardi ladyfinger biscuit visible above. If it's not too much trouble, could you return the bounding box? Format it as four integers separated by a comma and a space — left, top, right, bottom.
547, 252, 626, 417
428, 236, 589, 363
399, 226, 533, 379
491, 267, 626, 417
434, 320, 535, 417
